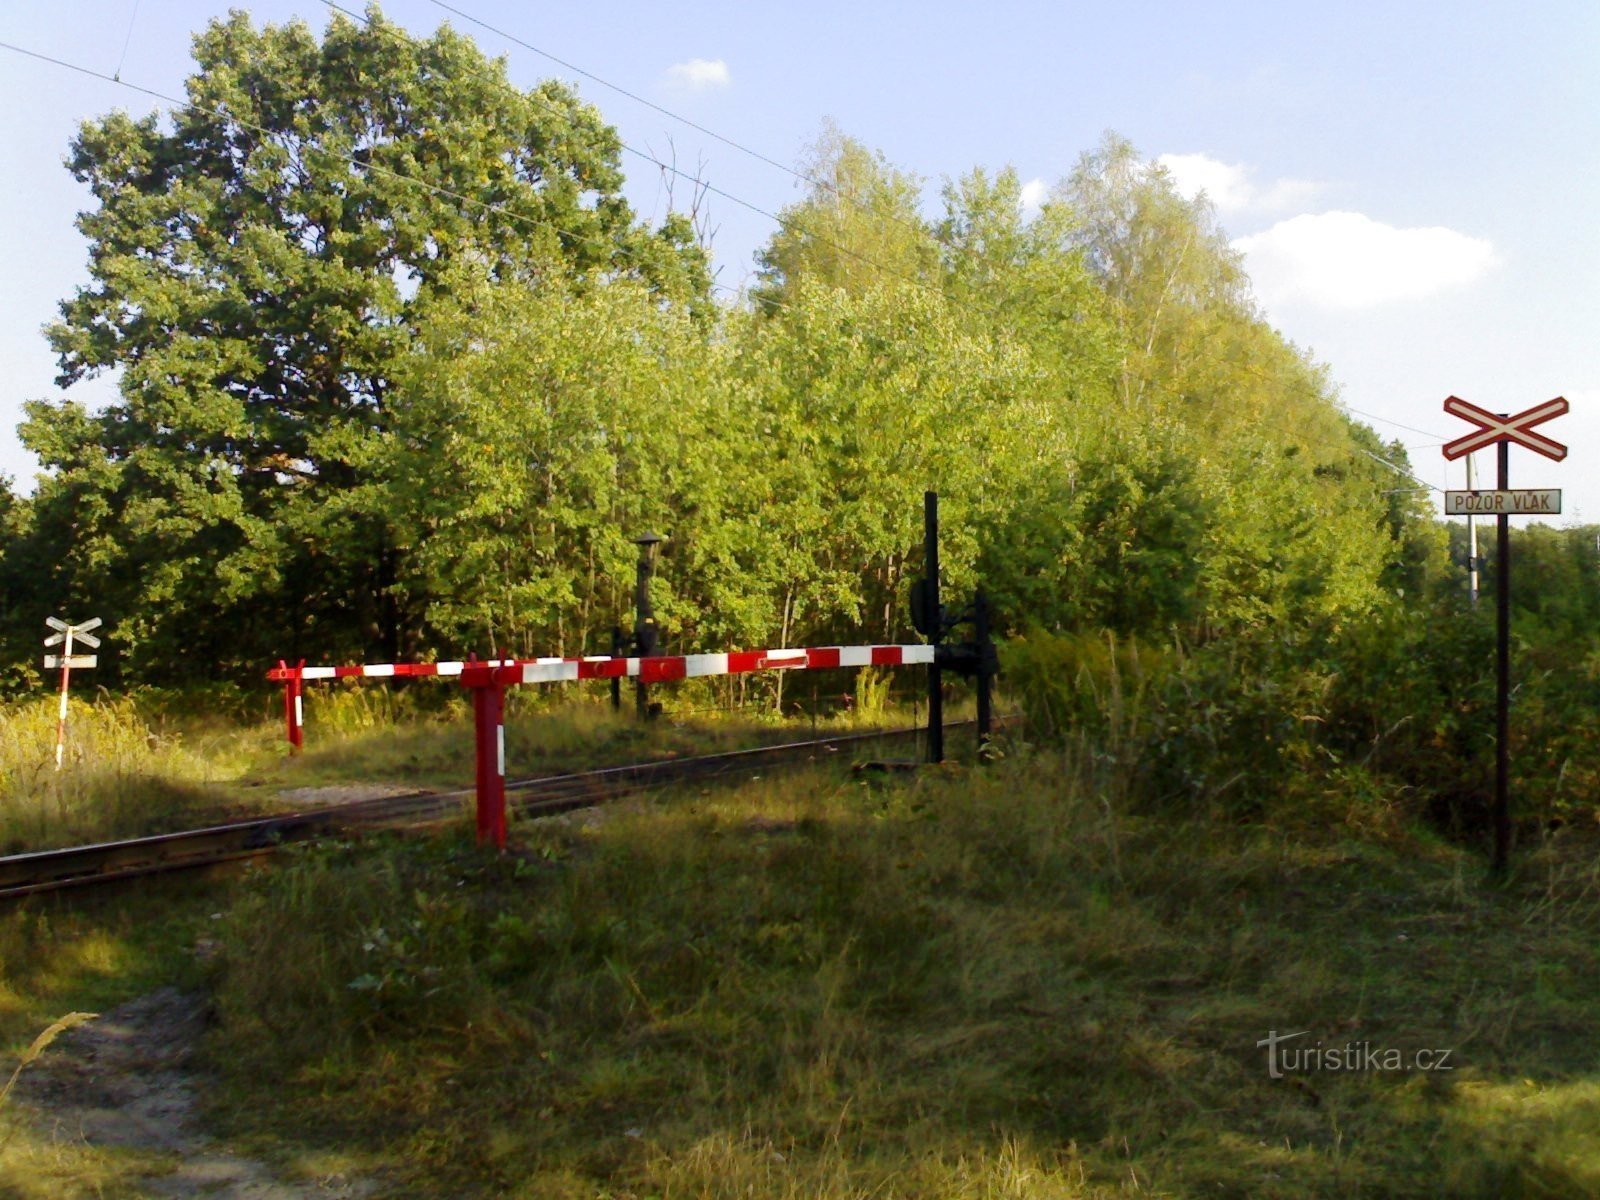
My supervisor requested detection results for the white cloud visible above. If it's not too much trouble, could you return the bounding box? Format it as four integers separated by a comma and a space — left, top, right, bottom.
1158, 153, 1253, 212
1018, 177, 1047, 215
1255, 177, 1322, 211
663, 58, 730, 92
1233, 211, 1498, 310
1156, 152, 1320, 215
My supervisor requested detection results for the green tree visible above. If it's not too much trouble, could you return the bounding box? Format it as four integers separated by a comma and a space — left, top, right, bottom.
752, 122, 938, 310
936, 166, 1120, 404
20, 8, 708, 677
0, 478, 42, 693
382, 265, 717, 657
1060, 132, 1256, 418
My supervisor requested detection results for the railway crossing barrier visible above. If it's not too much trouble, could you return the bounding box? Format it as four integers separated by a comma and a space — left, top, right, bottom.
267, 658, 522, 752
458, 645, 936, 848
266, 491, 999, 848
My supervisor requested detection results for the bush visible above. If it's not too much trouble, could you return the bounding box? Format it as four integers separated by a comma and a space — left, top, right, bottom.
1004, 599, 1600, 834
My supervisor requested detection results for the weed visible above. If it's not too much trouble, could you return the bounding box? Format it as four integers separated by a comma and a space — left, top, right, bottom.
0, 1012, 98, 1116
0, 693, 228, 852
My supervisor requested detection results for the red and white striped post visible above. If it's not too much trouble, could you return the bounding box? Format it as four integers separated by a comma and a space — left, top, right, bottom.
44, 617, 102, 772
53, 629, 74, 772
472, 680, 507, 849
265, 658, 522, 751
459, 646, 933, 850
278, 660, 306, 754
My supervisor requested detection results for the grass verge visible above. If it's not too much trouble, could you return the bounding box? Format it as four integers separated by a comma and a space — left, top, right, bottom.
0, 880, 215, 1197
193, 752, 1600, 1198
0, 683, 939, 853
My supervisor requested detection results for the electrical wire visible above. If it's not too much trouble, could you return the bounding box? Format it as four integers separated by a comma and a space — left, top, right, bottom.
420, 0, 812, 190
410, 0, 965, 256
318, 0, 935, 296
1337, 403, 1449, 442
112, 0, 141, 82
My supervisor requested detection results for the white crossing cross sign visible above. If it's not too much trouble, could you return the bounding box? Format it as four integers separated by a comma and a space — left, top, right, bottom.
44, 615, 101, 649
1439, 392, 1571, 874
43, 616, 103, 771
1442, 395, 1568, 462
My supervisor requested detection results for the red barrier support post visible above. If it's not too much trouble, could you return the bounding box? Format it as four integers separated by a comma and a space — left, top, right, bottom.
473, 680, 507, 849
279, 659, 306, 754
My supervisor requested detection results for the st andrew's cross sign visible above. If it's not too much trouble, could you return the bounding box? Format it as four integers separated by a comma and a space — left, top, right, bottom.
1440, 395, 1568, 875
1442, 395, 1568, 462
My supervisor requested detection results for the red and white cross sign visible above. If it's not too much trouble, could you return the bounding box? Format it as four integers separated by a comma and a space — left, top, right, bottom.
1442, 395, 1569, 462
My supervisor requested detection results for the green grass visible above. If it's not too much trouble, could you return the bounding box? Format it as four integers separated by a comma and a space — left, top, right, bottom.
0, 879, 217, 1198
184, 750, 1600, 1198
264, 684, 925, 793
0, 682, 937, 853
5, 688, 1594, 1197
0, 693, 248, 854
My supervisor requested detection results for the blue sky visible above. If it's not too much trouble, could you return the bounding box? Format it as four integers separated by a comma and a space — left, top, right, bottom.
3, 1, 1596, 519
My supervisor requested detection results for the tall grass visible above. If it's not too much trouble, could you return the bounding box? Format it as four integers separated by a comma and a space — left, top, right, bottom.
201, 747, 1600, 1197
0, 674, 934, 853
0, 694, 227, 852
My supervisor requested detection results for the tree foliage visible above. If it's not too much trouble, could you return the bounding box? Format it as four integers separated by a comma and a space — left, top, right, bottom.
752, 121, 937, 311
0, 18, 1483, 698
14, 9, 707, 676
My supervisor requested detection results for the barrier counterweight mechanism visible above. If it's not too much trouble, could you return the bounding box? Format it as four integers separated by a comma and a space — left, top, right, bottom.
632, 531, 666, 719
911, 490, 1001, 765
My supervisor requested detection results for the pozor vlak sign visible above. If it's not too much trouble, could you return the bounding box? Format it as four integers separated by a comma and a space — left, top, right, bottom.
1440, 395, 1568, 872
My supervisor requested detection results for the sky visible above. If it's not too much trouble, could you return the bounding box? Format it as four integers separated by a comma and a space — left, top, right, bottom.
2, 0, 1596, 521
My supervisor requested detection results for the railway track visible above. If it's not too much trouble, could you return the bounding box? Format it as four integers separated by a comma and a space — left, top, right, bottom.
0, 722, 973, 900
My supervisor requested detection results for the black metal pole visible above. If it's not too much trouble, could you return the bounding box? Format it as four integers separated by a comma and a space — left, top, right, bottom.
925, 491, 943, 764
610, 625, 623, 711
1493, 436, 1511, 873
975, 589, 993, 763
633, 536, 661, 720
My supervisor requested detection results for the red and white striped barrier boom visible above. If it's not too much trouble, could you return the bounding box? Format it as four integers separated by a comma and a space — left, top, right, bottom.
463, 644, 935, 848
268, 658, 521, 753
266, 661, 509, 682
458, 644, 933, 688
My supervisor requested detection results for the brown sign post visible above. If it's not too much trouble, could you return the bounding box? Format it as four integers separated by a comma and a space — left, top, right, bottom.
1441, 396, 1568, 873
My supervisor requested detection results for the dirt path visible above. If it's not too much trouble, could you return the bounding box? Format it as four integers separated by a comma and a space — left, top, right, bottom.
273, 782, 423, 810
15, 988, 372, 1198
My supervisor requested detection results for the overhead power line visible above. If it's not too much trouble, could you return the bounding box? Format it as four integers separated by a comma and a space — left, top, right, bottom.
313, 0, 934, 296
421, 0, 811, 191
410, 0, 951, 251
1338, 403, 1449, 442
112, 0, 141, 81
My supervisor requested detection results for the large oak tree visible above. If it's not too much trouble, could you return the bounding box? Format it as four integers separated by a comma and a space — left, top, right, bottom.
20, 8, 708, 676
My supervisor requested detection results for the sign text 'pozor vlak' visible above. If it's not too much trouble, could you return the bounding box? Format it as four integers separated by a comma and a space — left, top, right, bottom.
1443, 489, 1562, 516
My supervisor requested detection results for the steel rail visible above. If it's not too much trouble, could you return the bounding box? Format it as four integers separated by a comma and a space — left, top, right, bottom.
0, 721, 977, 900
